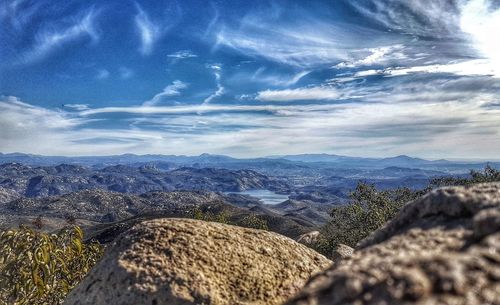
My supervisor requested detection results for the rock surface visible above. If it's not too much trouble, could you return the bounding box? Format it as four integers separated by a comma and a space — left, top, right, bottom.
285, 183, 500, 305
296, 231, 321, 245
64, 218, 331, 305
0, 187, 19, 204
331, 244, 353, 263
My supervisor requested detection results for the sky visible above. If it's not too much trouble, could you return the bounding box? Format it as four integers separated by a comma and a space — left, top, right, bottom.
0, 0, 499, 159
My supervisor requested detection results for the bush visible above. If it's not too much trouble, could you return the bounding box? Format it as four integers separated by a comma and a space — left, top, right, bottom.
314, 165, 500, 257
430, 164, 500, 187
191, 206, 231, 224
314, 183, 424, 256
0, 226, 103, 305
240, 214, 269, 230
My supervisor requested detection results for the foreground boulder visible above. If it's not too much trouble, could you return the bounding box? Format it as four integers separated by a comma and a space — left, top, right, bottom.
285, 183, 500, 305
64, 218, 331, 305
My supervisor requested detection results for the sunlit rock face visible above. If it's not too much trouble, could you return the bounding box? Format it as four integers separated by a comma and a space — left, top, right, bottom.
64, 218, 331, 305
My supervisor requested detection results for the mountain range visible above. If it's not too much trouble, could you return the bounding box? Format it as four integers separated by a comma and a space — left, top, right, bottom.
0, 152, 496, 172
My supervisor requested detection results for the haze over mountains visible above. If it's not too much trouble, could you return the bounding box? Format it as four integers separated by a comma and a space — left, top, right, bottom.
1, 152, 496, 170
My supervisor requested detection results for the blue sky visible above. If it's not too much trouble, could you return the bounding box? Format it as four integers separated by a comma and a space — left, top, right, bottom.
0, 0, 499, 158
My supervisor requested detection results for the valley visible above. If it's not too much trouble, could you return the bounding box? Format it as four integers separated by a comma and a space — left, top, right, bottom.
0, 153, 495, 241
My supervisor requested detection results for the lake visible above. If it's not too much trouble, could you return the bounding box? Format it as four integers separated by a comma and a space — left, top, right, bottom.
228, 189, 289, 205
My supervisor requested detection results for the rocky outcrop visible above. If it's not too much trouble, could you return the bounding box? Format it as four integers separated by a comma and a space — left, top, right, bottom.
0, 187, 19, 204
296, 231, 320, 245
331, 244, 353, 263
64, 218, 331, 305
285, 183, 500, 305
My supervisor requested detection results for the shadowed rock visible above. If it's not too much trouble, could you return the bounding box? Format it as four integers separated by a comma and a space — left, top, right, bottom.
285, 183, 500, 305
64, 218, 331, 305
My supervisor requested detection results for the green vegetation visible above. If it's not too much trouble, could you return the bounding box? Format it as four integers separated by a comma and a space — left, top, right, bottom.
315, 165, 500, 256
191, 206, 231, 224
191, 206, 269, 230
240, 214, 269, 230
0, 226, 103, 305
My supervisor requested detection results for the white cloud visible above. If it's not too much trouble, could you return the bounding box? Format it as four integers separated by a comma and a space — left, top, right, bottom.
257, 86, 341, 102
167, 50, 198, 60
460, 0, 500, 77
203, 64, 225, 104
212, 14, 383, 67
338, 59, 499, 80
134, 3, 161, 56
2, 92, 500, 159
0, 96, 89, 153
351, 0, 461, 39
20, 8, 100, 63
143, 80, 187, 106
96, 69, 110, 80
334, 45, 406, 68
249, 69, 310, 87
64, 104, 90, 111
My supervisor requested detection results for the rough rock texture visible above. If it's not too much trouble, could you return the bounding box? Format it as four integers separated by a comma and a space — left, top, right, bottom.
285, 183, 500, 305
296, 231, 321, 245
0, 187, 19, 204
64, 218, 331, 305
331, 244, 353, 263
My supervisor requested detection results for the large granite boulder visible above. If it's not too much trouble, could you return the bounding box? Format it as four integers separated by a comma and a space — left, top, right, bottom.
285, 183, 500, 305
64, 218, 331, 305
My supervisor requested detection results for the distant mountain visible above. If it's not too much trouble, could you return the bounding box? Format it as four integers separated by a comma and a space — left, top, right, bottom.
0, 152, 495, 174
0, 163, 289, 197
271, 154, 445, 167
267, 153, 371, 163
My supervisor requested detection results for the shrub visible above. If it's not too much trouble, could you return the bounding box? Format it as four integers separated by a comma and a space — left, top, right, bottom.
314, 165, 500, 257
240, 214, 269, 230
430, 164, 500, 187
314, 182, 424, 256
0, 226, 103, 305
191, 206, 231, 224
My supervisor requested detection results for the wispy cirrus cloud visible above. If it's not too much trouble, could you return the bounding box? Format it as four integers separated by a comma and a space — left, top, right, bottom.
143, 80, 188, 106
349, 0, 461, 39
257, 86, 341, 102
134, 2, 181, 56
20, 8, 100, 64
203, 64, 225, 104
3, 94, 499, 159
134, 3, 161, 56
212, 12, 385, 67
167, 50, 198, 61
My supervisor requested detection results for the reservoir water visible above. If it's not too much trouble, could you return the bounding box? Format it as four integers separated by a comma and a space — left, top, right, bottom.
228, 189, 289, 205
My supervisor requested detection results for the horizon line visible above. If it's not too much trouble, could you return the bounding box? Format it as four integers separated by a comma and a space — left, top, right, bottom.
1, 151, 499, 163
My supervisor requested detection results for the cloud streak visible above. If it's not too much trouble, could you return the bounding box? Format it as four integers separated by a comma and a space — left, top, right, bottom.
203, 64, 225, 104
143, 80, 188, 106
2, 94, 499, 159
134, 3, 161, 56
20, 8, 100, 63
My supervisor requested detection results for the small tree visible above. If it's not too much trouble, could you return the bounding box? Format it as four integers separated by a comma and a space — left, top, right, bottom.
314, 182, 423, 256
0, 226, 103, 305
